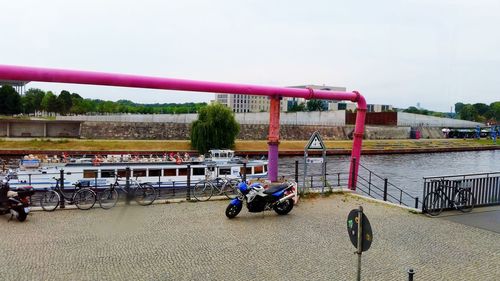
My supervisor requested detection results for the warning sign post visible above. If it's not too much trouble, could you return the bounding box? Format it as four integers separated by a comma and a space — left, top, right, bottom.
303, 131, 326, 194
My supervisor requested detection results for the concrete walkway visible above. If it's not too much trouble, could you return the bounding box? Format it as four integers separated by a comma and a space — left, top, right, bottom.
438, 205, 500, 234
0, 194, 499, 280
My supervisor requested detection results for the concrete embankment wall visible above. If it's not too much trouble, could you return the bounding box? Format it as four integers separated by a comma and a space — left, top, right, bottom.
0, 120, 80, 138
80, 122, 443, 140
80, 122, 350, 140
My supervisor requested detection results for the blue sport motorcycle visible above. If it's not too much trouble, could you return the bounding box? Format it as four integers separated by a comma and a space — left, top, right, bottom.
225, 180, 298, 219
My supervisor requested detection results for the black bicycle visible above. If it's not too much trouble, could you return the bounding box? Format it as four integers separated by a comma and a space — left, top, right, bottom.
98, 176, 158, 209
40, 177, 97, 211
423, 179, 475, 216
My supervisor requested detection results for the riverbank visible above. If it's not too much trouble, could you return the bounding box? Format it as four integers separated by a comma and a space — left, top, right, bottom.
0, 138, 498, 156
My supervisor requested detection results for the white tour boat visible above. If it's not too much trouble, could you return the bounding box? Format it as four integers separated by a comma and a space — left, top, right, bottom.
8, 150, 268, 190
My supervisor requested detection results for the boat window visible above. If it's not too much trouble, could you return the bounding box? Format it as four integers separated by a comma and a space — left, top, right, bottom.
133, 169, 147, 177
193, 168, 205, 176
101, 169, 115, 178
240, 166, 252, 175
214, 153, 219, 157
220, 152, 227, 158
264, 165, 267, 173
178, 168, 188, 176
219, 168, 231, 175
149, 169, 161, 177
254, 166, 263, 174
117, 169, 128, 177
163, 169, 176, 176
83, 170, 98, 178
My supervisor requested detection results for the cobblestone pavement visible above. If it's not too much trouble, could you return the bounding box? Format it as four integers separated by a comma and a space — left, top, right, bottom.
1, 194, 499, 281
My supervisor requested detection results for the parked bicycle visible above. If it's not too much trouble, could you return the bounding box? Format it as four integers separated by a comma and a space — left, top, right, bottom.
40, 177, 97, 211
98, 176, 158, 209
192, 175, 241, 201
423, 179, 475, 216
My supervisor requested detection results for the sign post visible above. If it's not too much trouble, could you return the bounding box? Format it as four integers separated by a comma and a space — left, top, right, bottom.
347, 206, 373, 281
303, 131, 326, 194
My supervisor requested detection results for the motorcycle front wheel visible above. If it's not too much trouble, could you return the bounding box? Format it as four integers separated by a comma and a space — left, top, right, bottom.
225, 203, 242, 219
13, 206, 27, 222
274, 199, 294, 215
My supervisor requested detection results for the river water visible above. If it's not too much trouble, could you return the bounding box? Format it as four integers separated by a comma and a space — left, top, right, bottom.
278, 150, 499, 199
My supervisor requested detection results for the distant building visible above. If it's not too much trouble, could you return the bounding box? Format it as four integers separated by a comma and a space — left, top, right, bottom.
214, 84, 392, 113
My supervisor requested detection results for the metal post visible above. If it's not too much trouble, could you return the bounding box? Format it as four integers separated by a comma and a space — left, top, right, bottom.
243, 163, 247, 182
28, 174, 32, 185
294, 160, 299, 183
323, 159, 327, 188
414, 197, 419, 209
125, 167, 131, 204
59, 169, 65, 209
383, 178, 388, 201
310, 176, 313, 190
368, 171, 372, 195
356, 206, 363, 281
407, 268, 415, 281
186, 164, 191, 201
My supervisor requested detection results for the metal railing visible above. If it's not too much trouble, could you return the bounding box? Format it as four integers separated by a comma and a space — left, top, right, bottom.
355, 161, 421, 209
423, 172, 500, 211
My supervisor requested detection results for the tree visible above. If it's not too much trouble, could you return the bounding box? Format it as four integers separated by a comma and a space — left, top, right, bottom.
472, 103, 490, 116
454, 102, 465, 115
41, 91, 59, 113
459, 104, 478, 121
0, 85, 22, 115
488, 102, 500, 122
306, 99, 328, 111
57, 90, 73, 115
22, 88, 45, 113
287, 102, 306, 112
190, 103, 240, 154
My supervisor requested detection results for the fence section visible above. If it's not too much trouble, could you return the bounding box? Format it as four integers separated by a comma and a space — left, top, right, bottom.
423, 172, 500, 212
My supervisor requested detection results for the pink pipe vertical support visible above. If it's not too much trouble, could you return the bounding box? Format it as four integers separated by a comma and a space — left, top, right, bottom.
0, 64, 367, 189
348, 92, 367, 190
268, 97, 281, 182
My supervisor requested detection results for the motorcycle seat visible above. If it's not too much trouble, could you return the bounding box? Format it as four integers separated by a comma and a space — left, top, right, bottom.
263, 184, 289, 195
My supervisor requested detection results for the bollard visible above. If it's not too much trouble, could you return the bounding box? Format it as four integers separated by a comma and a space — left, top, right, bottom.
59, 169, 65, 209
407, 268, 415, 281
186, 164, 191, 201
125, 167, 131, 204
383, 179, 388, 201
414, 197, 419, 209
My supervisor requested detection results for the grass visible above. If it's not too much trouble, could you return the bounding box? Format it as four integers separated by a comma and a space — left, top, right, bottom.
0, 138, 497, 152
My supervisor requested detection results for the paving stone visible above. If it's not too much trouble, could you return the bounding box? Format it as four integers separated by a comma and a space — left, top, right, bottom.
0, 195, 498, 280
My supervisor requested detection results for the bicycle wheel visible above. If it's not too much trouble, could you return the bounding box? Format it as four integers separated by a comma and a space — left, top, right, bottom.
455, 189, 475, 213
99, 188, 119, 209
192, 180, 213, 201
134, 183, 157, 206
40, 190, 60, 212
223, 179, 240, 199
74, 189, 96, 210
423, 192, 444, 217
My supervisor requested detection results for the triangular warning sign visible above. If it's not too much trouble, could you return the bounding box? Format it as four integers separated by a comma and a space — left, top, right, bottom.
305, 131, 325, 150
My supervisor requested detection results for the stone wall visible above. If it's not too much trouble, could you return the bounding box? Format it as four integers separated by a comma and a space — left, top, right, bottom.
81, 122, 351, 140
81, 122, 438, 140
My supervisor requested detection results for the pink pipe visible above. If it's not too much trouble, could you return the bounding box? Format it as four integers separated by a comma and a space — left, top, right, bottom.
0, 64, 366, 189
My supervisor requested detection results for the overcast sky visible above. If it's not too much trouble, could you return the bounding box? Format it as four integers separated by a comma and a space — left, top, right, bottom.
1, 0, 499, 112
